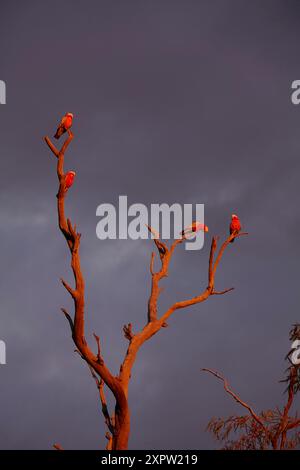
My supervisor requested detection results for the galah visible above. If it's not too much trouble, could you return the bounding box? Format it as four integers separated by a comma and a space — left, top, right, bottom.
65, 171, 76, 190
54, 112, 73, 139
229, 214, 241, 242
181, 221, 209, 238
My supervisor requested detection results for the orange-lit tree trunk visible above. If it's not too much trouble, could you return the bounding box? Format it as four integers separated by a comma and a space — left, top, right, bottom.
44, 128, 246, 450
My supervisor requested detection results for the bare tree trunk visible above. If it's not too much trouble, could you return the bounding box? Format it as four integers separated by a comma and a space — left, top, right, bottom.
112, 405, 130, 450
44, 126, 246, 450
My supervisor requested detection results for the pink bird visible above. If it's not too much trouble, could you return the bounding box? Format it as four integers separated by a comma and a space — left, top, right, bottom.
229, 214, 241, 242
65, 171, 76, 190
54, 112, 73, 139
181, 221, 209, 238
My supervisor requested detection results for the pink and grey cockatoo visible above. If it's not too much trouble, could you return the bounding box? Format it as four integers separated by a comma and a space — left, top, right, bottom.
54, 112, 73, 139
65, 171, 76, 190
229, 214, 241, 242
181, 221, 209, 238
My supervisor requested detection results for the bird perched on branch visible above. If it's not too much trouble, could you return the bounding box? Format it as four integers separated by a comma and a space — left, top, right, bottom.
181, 222, 209, 238
229, 214, 241, 242
65, 171, 76, 190
54, 112, 73, 139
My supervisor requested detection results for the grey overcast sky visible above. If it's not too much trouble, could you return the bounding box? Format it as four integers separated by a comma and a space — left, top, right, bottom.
0, 0, 300, 449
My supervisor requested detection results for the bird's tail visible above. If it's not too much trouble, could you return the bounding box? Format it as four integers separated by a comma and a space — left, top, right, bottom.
54, 127, 64, 140
230, 231, 237, 243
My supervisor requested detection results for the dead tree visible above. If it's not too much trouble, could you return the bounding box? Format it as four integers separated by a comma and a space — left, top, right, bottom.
44, 128, 246, 450
203, 325, 300, 450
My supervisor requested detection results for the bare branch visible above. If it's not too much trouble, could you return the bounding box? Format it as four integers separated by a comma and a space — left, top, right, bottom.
123, 323, 134, 342
61, 308, 74, 334
202, 368, 266, 430
44, 137, 59, 158
105, 432, 113, 450
93, 333, 104, 365
44, 129, 73, 159
45, 129, 129, 450
204, 329, 300, 450
212, 287, 234, 295
60, 130, 74, 155
120, 232, 246, 393
150, 252, 155, 275
212, 232, 248, 279
169, 237, 184, 255
208, 236, 217, 288
60, 278, 77, 299
87, 364, 114, 435
277, 366, 298, 449
45, 123, 247, 450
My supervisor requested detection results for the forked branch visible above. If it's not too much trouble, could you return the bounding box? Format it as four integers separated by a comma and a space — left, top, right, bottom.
202, 368, 266, 430
44, 130, 128, 449
203, 362, 300, 450
45, 127, 246, 450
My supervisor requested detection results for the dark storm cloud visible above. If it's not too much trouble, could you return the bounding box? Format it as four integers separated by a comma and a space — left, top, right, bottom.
0, 0, 300, 449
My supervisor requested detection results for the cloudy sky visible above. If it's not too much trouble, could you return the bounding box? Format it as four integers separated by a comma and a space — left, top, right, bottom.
0, 0, 300, 449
